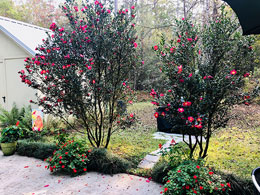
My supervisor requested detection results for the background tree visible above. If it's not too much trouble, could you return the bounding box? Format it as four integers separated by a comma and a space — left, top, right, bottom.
19, 0, 138, 148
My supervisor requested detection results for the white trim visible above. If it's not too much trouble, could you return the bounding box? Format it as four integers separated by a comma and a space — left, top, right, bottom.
252, 167, 260, 193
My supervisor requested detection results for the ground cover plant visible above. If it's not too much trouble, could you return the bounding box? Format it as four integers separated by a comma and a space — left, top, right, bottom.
19, 0, 139, 148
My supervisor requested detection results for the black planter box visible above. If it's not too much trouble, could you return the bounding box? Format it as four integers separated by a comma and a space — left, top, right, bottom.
252, 167, 260, 194
157, 106, 174, 132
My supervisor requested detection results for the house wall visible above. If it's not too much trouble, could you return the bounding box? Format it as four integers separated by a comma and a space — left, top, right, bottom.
0, 31, 36, 111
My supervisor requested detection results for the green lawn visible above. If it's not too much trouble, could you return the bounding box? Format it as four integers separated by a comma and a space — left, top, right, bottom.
207, 126, 260, 180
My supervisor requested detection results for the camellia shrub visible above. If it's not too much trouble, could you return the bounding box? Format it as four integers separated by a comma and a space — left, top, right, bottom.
19, 0, 138, 148
152, 9, 259, 158
162, 160, 231, 195
46, 140, 89, 176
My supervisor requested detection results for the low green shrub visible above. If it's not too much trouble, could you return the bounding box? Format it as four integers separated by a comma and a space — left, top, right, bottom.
46, 140, 88, 176
163, 160, 231, 195
87, 148, 131, 175
151, 159, 171, 184
0, 125, 22, 143
218, 172, 254, 195
16, 140, 57, 160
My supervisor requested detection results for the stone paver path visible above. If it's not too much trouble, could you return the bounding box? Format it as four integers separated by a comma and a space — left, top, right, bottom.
138, 132, 205, 169
0, 151, 163, 195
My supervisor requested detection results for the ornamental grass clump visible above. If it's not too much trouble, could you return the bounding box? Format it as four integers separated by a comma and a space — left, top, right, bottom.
19, 0, 138, 148
46, 140, 89, 176
152, 9, 259, 159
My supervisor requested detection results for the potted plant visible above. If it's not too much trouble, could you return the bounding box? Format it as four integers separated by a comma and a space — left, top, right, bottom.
0, 121, 21, 156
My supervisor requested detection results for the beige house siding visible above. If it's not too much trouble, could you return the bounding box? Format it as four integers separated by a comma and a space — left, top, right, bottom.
0, 31, 36, 110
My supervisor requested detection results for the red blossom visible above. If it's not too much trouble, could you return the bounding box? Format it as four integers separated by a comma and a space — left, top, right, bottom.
230, 69, 237, 75
158, 143, 162, 149
154, 112, 159, 118
178, 108, 184, 113
16, 121, 20, 126
209, 171, 214, 175
154, 45, 158, 51
164, 188, 168, 192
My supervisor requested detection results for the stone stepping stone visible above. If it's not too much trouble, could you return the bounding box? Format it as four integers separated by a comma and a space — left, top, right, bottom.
138, 132, 205, 169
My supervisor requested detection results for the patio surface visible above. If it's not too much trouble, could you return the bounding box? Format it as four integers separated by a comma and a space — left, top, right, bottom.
0, 151, 162, 195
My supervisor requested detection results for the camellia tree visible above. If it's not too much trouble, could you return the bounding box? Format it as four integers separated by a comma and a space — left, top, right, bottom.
19, 0, 138, 148
152, 10, 259, 159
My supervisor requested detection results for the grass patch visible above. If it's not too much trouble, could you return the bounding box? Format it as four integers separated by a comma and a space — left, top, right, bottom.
206, 126, 260, 180
108, 126, 165, 167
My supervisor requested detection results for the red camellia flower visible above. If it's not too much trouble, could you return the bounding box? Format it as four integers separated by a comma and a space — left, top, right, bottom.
134, 42, 138, 48
73, 169, 77, 173
59, 156, 62, 159
193, 175, 197, 179
130, 113, 134, 118
131, 5, 135, 9
243, 72, 250, 77
200, 186, 203, 190
62, 165, 65, 168
107, 9, 111, 14
227, 183, 231, 188
186, 185, 190, 189
220, 183, 225, 187
177, 170, 181, 173
183, 101, 191, 106
177, 65, 183, 74
154, 45, 158, 51
164, 188, 168, 192
177, 39, 181, 43
154, 112, 159, 118
158, 144, 162, 149
16, 121, 20, 126
209, 171, 214, 175
188, 116, 194, 122
178, 108, 184, 113
83, 168, 87, 172
65, 152, 68, 155
196, 165, 200, 169
230, 69, 237, 75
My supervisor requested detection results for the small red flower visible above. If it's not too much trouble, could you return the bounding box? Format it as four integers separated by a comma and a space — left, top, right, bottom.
196, 165, 200, 169
130, 113, 134, 118
154, 112, 159, 118
164, 188, 168, 192
209, 171, 214, 175
158, 144, 162, 149
65, 152, 68, 155
178, 108, 184, 113
227, 183, 231, 188
230, 69, 237, 75
154, 45, 158, 51
199, 186, 203, 190
186, 185, 190, 189
62, 165, 65, 168
134, 42, 138, 48
83, 168, 87, 172
188, 116, 194, 122
193, 175, 197, 179
177, 170, 181, 173
16, 121, 20, 126
183, 101, 191, 106
59, 156, 62, 159
73, 169, 77, 173
220, 183, 225, 187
